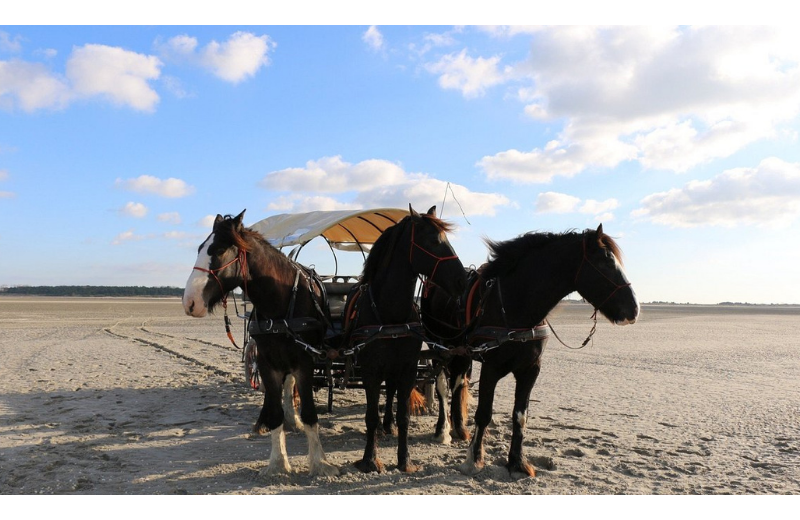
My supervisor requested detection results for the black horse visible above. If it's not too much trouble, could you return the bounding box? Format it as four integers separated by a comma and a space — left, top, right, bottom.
427, 224, 639, 477
183, 210, 339, 477
419, 277, 473, 444
346, 205, 466, 473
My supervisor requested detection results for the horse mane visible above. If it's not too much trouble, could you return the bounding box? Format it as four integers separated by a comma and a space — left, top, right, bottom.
361, 217, 407, 283
360, 212, 457, 283
214, 214, 278, 255
482, 228, 624, 279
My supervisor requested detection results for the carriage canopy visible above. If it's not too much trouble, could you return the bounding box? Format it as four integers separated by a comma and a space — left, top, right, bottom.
250, 208, 410, 252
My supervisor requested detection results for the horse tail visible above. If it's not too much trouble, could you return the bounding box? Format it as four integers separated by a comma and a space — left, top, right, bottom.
409, 387, 427, 416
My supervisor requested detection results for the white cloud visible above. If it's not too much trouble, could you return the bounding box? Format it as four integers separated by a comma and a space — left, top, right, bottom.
535, 191, 580, 213
632, 157, 800, 228
425, 49, 509, 98
536, 191, 619, 219
158, 31, 274, 83
0, 31, 23, 53
0, 59, 71, 111
121, 201, 148, 218
115, 175, 195, 198
199, 215, 217, 228
261, 155, 510, 216
267, 195, 361, 213
157, 212, 182, 224
112, 229, 145, 245
66, 44, 162, 112
470, 26, 800, 182
363, 26, 384, 52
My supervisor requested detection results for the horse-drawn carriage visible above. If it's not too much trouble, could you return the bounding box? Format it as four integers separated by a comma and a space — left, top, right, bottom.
183, 205, 639, 476
238, 208, 441, 412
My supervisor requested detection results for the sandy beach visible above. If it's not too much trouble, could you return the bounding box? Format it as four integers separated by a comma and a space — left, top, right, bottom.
1, 296, 798, 495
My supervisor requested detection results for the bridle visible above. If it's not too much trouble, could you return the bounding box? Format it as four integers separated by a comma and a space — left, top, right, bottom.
193, 247, 248, 348
409, 221, 460, 297
193, 248, 249, 307
574, 232, 631, 317
548, 233, 631, 349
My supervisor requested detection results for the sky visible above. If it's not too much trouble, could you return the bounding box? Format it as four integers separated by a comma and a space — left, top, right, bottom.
2, 16, 800, 304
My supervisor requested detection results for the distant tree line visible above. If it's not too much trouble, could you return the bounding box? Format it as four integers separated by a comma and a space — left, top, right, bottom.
1, 286, 183, 297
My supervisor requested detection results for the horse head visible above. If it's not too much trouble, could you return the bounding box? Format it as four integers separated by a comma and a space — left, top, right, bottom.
406, 205, 467, 299
574, 224, 639, 325
183, 210, 249, 317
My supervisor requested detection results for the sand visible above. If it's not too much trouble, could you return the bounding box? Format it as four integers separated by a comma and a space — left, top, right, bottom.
1, 296, 798, 495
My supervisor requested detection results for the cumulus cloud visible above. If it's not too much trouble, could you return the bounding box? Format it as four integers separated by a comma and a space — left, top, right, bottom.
115, 175, 195, 198
158, 31, 274, 83
157, 212, 182, 224
199, 215, 217, 228
0, 59, 71, 111
425, 49, 510, 98
112, 229, 145, 245
536, 191, 618, 220
261, 155, 510, 216
120, 201, 148, 218
66, 44, 162, 111
0, 31, 23, 53
632, 157, 800, 228
363, 26, 384, 52
1, 44, 162, 112
458, 26, 800, 182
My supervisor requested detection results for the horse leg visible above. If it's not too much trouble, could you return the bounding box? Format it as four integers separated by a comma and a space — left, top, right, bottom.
282, 374, 302, 431
260, 369, 292, 475
506, 347, 543, 477
395, 361, 421, 473
433, 365, 451, 444
354, 376, 384, 473
294, 367, 339, 477
382, 379, 397, 436
459, 362, 501, 475
449, 355, 473, 442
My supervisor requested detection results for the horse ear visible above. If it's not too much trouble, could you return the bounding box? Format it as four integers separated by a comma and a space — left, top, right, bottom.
595, 223, 604, 246
426, 205, 437, 217
213, 214, 224, 229
234, 210, 246, 228
409, 204, 419, 217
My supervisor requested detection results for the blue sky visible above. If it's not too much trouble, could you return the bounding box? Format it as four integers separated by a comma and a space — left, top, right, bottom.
2, 21, 800, 304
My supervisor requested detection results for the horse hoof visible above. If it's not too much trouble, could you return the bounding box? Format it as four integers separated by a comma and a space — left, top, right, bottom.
458, 461, 484, 476
252, 423, 269, 435
399, 462, 421, 473
310, 461, 340, 477
354, 458, 384, 473
433, 432, 452, 445
453, 428, 471, 442
382, 425, 398, 436
507, 461, 536, 478
262, 462, 292, 477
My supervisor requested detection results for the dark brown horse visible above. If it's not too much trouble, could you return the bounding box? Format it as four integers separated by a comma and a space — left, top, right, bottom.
183, 210, 339, 477
346, 205, 466, 473
419, 277, 473, 444
427, 224, 639, 477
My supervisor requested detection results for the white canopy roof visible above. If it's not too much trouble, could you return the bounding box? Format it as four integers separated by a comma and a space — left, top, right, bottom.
250, 208, 409, 252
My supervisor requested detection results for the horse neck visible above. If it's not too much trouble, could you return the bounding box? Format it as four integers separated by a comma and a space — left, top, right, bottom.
364, 257, 418, 323
488, 237, 582, 327
243, 240, 306, 317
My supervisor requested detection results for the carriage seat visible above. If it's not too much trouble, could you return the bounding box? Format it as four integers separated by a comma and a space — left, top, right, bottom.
323, 278, 358, 330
